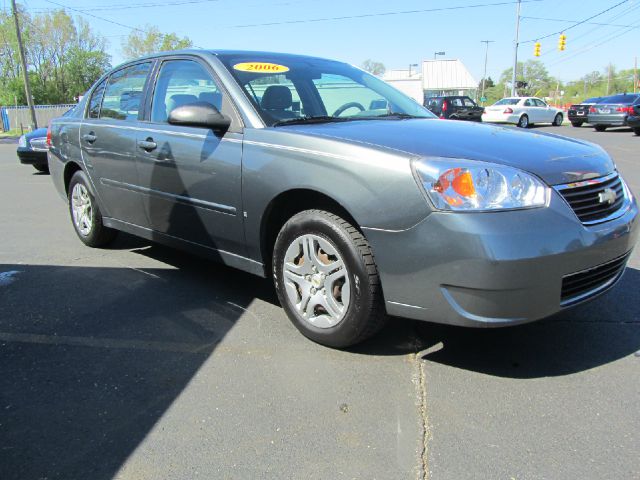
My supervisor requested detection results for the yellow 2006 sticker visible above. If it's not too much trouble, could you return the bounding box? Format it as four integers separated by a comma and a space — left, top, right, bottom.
233, 62, 290, 73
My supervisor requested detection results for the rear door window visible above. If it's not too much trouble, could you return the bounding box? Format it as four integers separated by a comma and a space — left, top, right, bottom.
100, 62, 152, 121
87, 79, 107, 119
449, 98, 464, 107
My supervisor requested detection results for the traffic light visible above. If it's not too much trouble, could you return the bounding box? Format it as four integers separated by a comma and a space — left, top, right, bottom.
534, 42, 541, 57
558, 33, 567, 51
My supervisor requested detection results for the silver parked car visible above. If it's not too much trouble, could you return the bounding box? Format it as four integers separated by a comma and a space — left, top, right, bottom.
48, 50, 638, 348
587, 93, 640, 131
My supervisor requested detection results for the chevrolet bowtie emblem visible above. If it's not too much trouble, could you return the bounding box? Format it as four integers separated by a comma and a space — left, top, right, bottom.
598, 188, 617, 205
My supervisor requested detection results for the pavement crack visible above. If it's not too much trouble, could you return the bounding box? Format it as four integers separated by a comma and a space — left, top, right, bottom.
412, 335, 430, 480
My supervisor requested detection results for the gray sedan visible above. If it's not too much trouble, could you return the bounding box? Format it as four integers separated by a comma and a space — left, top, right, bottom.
587, 93, 640, 131
48, 50, 638, 347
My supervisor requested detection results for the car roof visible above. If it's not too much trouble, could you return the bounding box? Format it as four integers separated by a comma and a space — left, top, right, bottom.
126, 49, 343, 65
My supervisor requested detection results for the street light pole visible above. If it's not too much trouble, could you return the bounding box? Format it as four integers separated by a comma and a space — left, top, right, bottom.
480, 40, 494, 104
433, 51, 445, 60
11, 0, 38, 129
510, 0, 521, 96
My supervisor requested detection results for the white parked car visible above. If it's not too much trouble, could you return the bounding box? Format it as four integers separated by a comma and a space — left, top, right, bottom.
482, 97, 564, 128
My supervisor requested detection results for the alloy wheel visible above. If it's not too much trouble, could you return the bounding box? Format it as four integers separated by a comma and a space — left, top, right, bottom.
71, 183, 93, 236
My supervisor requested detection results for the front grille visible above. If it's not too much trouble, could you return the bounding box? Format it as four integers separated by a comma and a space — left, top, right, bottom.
556, 173, 626, 224
561, 252, 630, 305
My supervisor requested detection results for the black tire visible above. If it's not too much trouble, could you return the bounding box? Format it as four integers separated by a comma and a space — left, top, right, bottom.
517, 115, 529, 128
272, 210, 386, 348
68, 170, 117, 247
570, 121, 583, 128
552, 113, 563, 126
633, 127, 640, 136
33, 164, 49, 173
594, 125, 607, 132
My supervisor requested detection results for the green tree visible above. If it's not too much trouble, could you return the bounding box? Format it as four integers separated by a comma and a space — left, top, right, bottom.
122, 26, 192, 59
361, 59, 386, 76
499, 59, 556, 97
0, 6, 110, 105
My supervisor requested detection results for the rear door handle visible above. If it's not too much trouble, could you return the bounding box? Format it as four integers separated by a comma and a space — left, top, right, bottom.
82, 133, 96, 144
137, 138, 157, 152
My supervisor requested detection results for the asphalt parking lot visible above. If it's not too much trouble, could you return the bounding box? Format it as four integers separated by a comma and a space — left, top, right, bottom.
1, 125, 638, 480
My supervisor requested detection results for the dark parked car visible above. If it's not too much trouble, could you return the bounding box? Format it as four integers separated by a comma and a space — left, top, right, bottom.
17, 107, 76, 173
48, 50, 638, 348
424, 96, 483, 121
17, 127, 49, 173
567, 96, 602, 127
627, 104, 640, 135
587, 93, 640, 131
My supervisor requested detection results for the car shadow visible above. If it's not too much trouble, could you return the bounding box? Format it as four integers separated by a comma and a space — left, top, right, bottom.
412, 267, 640, 379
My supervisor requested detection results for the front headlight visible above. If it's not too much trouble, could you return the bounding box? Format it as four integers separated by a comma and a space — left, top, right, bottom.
413, 158, 549, 211
18, 135, 27, 148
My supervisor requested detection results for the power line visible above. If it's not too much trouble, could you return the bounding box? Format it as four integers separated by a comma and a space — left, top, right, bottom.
222, 0, 545, 29
43, 0, 204, 48
30, 0, 222, 13
520, 0, 630, 43
522, 15, 638, 29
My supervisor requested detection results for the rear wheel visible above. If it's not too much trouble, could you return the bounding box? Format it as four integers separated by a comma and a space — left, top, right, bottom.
594, 125, 607, 132
633, 127, 640, 136
33, 164, 49, 173
68, 170, 117, 247
272, 210, 386, 348
570, 121, 583, 127
517, 115, 529, 128
552, 113, 563, 126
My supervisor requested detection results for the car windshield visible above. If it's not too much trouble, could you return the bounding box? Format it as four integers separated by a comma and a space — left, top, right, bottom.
493, 98, 520, 106
217, 53, 435, 126
600, 94, 640, 104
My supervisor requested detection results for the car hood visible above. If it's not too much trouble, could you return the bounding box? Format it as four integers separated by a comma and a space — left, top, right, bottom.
281, 118, 614, 185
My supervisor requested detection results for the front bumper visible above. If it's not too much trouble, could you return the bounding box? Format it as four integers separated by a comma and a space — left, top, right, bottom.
17, 148, 48, 166
363, 190, 638, 327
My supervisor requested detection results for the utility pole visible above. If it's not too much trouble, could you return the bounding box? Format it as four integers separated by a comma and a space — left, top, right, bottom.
11, 0, 37, 130
634, 56, 637, 94
511, 0, 521, 96
480, 40, 494, 104
606, 64, 611, 95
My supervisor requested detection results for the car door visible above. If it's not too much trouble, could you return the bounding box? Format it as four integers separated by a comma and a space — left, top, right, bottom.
79, 61, 153, 227
534, 98, 554, 122
135, 57, 245, 256
522, 98, 538, 122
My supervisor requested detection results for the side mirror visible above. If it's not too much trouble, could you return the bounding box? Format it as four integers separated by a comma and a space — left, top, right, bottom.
168, 102, 231, 131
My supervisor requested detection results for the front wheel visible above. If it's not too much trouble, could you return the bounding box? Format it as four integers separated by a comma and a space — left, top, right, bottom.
68, 170, 117, 247
594, 125, 607, 132
552, 113, 563, 126
272, 210, 386, 348
517, 115, 529, 128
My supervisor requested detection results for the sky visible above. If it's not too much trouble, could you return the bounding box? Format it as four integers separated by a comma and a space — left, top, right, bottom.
11, 0, 640, 83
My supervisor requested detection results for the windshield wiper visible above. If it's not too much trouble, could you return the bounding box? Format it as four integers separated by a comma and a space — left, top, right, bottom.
272, 116, 352, 127
371, 112, 420, 119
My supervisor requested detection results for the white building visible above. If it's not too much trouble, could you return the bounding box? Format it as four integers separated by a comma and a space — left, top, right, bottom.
383, 59, 478, 104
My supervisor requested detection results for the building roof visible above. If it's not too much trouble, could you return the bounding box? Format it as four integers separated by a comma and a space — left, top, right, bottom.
422, 59, 477, 90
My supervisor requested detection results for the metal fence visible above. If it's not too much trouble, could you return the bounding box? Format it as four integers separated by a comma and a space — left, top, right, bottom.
0, 104, 76, 132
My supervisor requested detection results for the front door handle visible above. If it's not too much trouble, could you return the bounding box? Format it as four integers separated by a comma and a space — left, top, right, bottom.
138, 138, 157, 152
82, 132, 96, 144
